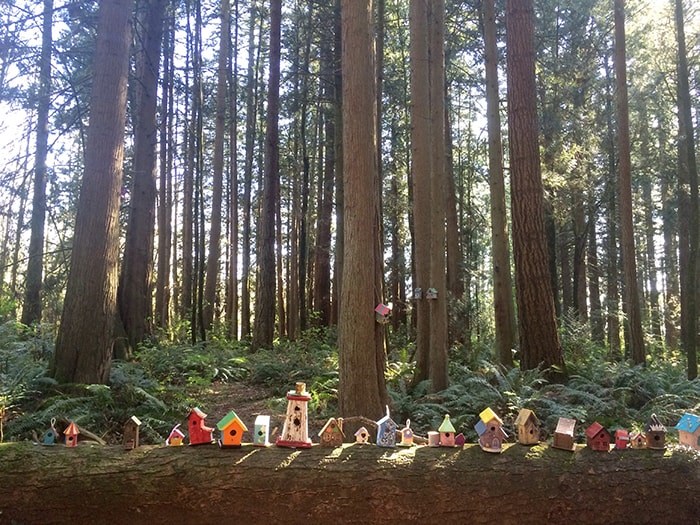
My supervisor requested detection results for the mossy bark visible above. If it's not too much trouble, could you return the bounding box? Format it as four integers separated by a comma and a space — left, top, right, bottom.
1, 442, 697, 524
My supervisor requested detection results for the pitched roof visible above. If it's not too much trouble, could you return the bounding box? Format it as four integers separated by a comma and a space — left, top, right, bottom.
64, 422, 80, 436
319, 417, 345, 437
189, 407, 207, 420
514, 409, 538, 427
646, 414, 666, 432
438, 415, 456, 433
479, 407, 503, 425
216, 410, 248, 431
127, 416, 142, 426
585, 422, 607, 439
674, 413, 700, 433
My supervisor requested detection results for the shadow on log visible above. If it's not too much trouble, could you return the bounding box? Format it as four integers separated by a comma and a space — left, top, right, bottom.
0, 441, 698, 524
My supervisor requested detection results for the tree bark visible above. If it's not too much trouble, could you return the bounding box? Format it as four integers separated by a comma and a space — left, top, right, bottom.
1, 443, 697, 524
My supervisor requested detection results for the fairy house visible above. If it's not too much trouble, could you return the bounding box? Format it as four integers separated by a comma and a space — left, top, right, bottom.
166, 424, 185, 446
123, 416, 142, 450
630, 431, 646, 449
438, 414, 456, 447
614, 429, 630, 450
277, 382, 313, 448
217, 410, 248, 448
552, 417, 576, 451
318, 417, 345, 447
645, 414, 666, 450
474, 407, 507, 453
188, 407, 215, 446
674, 413, 700, 450
354, 427, 370, 444
253, 415, 271, 447
585, 422, 611, 451
399, 420, 414, 447
514, 408, 540, 445
376, 406, 398, 448
64, 421, 80, 448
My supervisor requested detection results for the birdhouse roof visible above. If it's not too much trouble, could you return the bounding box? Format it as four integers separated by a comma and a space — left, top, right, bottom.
646, 414, 666, 433
64, 422, 80, 436
479, 407, 502, 426
189, 407, 207, 420
438, 415, 456, 433
169, 426, 185, 438
615, 429, 629, 440
216, 410, 248, 432
674, 413, 700, 433
585, 422, 607, 439
354, 426, 369, 437
514, 409, 538, 427
375, 303, 391, 315
127, 416, 142, 427
319, 418, 345, 437
555, 418, 576, 436
255, 415, 270, 426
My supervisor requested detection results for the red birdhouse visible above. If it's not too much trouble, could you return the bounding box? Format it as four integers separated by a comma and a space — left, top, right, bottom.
187, 407, 215, 446
585, 422, 611, 451
375, 303, 392, 324
63, 421, 80, 448
614, 429, 630, 450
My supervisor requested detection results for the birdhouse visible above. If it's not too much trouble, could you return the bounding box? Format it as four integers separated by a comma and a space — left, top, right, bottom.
438, 414, 456, 447
376, 405, 397, 448
41, 418, 59, 446
253, 415, 271, 447
614, 429, 630, 450
552, 417, 576, 451
454, 433, 466, 447
375, 303, 392, 324
674, 413, 700, 450
318, 417, 345, 447
354, 426, 370, 444
123, 416, 142, 450
217, 410, 248, 448
413, 288, 423, 300
166, 424, 185, 446
514, 408, 540, 446
645, 414, 666, 450
585, 422, 611, 451
399, 420, 414, 447
187, 407, 215, 446
474, 407, 507, 453
277, 382, 313, 448
425, 287, 438, 300
64, 421, 80, 448
630, 431, 646, 449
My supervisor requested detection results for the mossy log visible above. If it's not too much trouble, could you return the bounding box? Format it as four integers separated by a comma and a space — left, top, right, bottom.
0, 441, 698, 524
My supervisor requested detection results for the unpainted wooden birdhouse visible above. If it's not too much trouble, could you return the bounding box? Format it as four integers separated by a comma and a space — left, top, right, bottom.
277, 382, 313, 448
674, 413, 700, 450
354, 426, 370, 444
614, 429, 630, 450
123, 416, 142, 450
645, 414, 666, 450
375, 303, 392, 324
438, 414, 456, 447
187, 407, 215, 446
376, 406, 397, 448
552, 417, 576, 452
585, 422, 611, 452
166, 424, 185, 446
630, 431, 646, 449
425, 287, 438, 300
42, 418, 59, 446
217, 410, 248, 448
253, 415, 271, 447
318, 417, 345, 447
399, 420, 414, 447
63, 421, 80, 448
474, 407, 507, 453
514, 408, 540, 446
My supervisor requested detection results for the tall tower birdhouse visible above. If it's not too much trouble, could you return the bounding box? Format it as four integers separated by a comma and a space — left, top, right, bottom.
123, 416, 142, 450
64, 421, 80, 448
276, 382, 313, 448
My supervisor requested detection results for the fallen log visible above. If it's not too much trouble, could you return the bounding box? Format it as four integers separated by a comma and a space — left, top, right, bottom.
0, 441, 697, 524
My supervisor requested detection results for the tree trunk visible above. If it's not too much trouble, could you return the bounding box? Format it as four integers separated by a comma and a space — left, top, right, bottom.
338, 0, 388, 422
252, 0, 281, 351
483, 0, 515, 367
21, 0, 52, 326
505, 0, 565, 377
588, 206, 604, 344
1, 443, 697, 524
52, 0, 134, 384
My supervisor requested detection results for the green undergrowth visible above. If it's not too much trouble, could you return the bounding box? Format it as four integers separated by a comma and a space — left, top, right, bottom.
0, 321, 698, 447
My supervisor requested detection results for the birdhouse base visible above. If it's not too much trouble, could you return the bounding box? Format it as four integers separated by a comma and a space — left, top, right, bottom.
275, 438, 312, 449
478, 446, 503, 454
218, 441, 243, 449
189, 440, 215, 446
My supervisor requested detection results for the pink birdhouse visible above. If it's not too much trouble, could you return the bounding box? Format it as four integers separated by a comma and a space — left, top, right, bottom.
166, 424, 185, 446
375, 303, 392, 324
187, 407, 215, 446
64, 421, 80, 448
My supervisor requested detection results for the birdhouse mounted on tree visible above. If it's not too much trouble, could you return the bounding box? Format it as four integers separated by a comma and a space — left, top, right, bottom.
216, 410, 248, 448
253, 415, 271, 447
123, 416, 142, 450
552, 417, 576, 451
474, 407, 507, 453
187, 407, 215, 446
674, 413, 700, 450
277, 382, 313, 448
63, 421, 80, 448
514, 408, 540, 446
399, 420, 414, 447
376, 406, 398, 448
41, 418, 59, 446
354, 427, 370, 444
166, 424, 185, 446
585, 422, 611, 452
425, 287, 438, 300
413, 288, 423, 300
375, 303, 392, 324
318, 417, 345, 447
645, 414, 666, 450
438, 414, 456, 447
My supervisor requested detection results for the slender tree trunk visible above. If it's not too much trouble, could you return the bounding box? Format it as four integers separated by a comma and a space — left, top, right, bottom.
53, 0, 134, 383
613, 0, 645, 365
588, 205, 604, 344
505, 0, 565, 377
252, 0, 281, 351
332, 0, 343, 326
